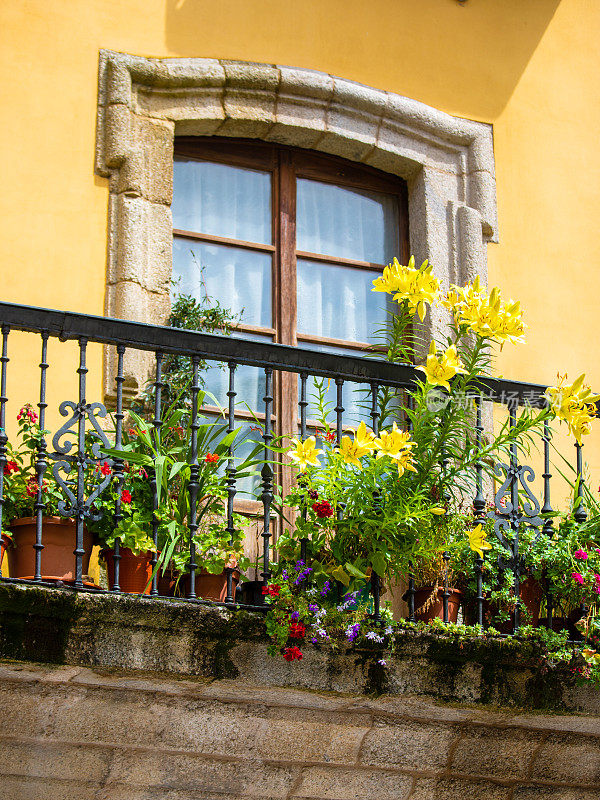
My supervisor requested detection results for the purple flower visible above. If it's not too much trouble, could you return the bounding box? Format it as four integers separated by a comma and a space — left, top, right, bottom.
308, 604, 319, 614
365, 631, 384, 643
282, 570, 289, 580
290, 610, 300, 621
377, 659, 387, 667
310, 637, 318, 644
319, 581, 331, 597
293, 566, 313, 586
345, 622, 361, 642
295, 560, 305, 569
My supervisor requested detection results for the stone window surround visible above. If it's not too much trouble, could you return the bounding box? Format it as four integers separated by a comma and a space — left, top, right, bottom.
95, 49, 497, 399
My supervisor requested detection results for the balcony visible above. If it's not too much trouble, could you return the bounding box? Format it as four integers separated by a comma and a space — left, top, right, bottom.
1, 299, 600, 797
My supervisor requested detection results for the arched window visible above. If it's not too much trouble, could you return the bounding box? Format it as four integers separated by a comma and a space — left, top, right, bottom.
171, 138, 409, 443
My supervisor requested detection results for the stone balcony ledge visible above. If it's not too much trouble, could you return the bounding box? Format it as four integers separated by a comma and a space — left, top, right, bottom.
0, 582, 596, 714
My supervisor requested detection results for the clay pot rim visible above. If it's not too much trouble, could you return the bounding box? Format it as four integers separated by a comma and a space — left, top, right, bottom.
184, 567, 241, 579
8, 516, 76, 527
414, 585, 462, 594
101, 547, 155, 559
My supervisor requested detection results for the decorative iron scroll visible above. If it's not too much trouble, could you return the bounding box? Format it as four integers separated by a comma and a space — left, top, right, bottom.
50, 399, 113, 521
489, 461, 542, 571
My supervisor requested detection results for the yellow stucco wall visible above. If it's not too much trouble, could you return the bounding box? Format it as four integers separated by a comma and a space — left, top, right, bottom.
0, 0, 597, 525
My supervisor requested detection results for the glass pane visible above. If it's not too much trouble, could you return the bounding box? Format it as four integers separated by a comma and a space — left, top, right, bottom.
201, 334, 272, 413
173, 159, 272, 245
198, 412, 263, 498
173, 237, 272, 328
297, 258, 387, 342
297, 178, 398, 263
296, 343, 374, 427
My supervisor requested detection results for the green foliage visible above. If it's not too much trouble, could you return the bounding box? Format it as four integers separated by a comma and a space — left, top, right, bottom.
137, 277, 240, 410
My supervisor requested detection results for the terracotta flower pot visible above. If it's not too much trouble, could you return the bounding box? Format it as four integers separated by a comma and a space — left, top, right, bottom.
103, 548, 154, 594
412, 586, 462, 623
157, 565, 178, 597
181, 568, 241, 601
488, 577, 545, 632
6, 516, 92, 581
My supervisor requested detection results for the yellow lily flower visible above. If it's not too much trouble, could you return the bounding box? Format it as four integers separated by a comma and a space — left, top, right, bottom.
288, 436, 323, 469
583, 648, 600, 665
546, 373, 599, 442
371, 261, 401, 295
372, 256, 440, 322
569, 405, 596, 444
373, 421, 415, 460
467, 524, 492, 559
443, 278, 527, 346
416, 341, 467, 391
353, 421, 376, 453
338, 435, 364, 468
396, 448, 417, 477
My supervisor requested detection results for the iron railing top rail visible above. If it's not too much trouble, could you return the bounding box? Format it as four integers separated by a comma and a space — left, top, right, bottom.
0, 300, 554, 406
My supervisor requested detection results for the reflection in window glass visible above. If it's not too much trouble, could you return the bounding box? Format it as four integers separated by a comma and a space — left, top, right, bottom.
198, 412, 264, 498
297, 259, 387, 342
173, 159, 272, 245
201, 333, 273, 414
173, 237, 272, 328
296, 343, 377, 427
297, 178, 398, 263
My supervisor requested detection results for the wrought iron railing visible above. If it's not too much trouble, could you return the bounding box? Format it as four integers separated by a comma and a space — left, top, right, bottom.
0, 301, 592, 636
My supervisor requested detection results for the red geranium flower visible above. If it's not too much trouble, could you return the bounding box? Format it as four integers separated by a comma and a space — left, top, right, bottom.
100, 461, 112, 476
283, 646, 303, 661
311, 500, 334, 519
205, 453, 219, 464
25, 478, 45, 497
288, 623, 306, 639
121, 489, 132, 504
261, 584, 281, 597
3, 460, 18, 476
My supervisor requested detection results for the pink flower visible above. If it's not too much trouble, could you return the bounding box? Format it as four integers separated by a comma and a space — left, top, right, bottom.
17, 404, 38, 424
574, 549, 589, 560
572, 572, 585, 586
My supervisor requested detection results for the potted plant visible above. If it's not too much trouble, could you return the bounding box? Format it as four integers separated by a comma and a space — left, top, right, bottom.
2, 404, 95, 582
99, 397, 256, 598
270, 258, 555, 626
86, 452, 160, 594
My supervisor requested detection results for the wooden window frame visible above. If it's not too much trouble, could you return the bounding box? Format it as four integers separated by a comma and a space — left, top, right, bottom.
173, 137, 409, 510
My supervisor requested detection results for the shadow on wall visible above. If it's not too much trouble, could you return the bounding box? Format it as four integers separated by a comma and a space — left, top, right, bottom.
164, 0, 562, 120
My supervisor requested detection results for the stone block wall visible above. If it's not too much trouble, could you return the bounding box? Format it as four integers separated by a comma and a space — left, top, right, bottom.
1, 662, 599, 800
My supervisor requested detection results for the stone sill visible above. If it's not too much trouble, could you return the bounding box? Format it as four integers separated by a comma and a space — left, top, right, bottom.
0, 582, 596, 715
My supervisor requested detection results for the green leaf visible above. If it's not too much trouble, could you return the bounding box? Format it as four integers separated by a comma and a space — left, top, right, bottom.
345, 562, 368, 579
330, 565, 350, 586
371, 551, 387, 578
154, 455, 166, 504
